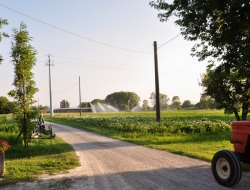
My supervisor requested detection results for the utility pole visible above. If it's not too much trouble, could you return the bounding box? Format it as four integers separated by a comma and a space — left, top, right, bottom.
46, 54, 54, 117
154, 41, 160, 122
79, 76, 82, 116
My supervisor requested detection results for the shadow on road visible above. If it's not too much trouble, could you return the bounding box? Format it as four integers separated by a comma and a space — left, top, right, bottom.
2, 165, 250, 190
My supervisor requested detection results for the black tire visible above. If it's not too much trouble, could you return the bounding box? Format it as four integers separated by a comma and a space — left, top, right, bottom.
211, 150, 242, 187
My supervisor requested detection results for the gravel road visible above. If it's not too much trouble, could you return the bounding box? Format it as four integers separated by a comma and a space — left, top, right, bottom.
3, 122, 250, 190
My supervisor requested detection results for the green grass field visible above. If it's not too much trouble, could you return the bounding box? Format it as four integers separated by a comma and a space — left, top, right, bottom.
45, 110, 237, 161
0, 114, 80, 186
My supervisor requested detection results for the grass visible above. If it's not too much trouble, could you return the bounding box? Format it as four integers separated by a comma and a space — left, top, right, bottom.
47, 110, 250, 171
0, 114, 80, 186
45, 110, 235, 162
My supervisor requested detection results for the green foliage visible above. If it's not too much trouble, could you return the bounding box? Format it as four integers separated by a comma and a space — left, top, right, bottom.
60, 99, 70, 108
142, 100, 151, 111
31, 105, 49, 113
79, 102, 90, 108
150, 0, 250, 120
181, 100, 193, 109
150, 92, 169, 110
195, 94, 219, 110
0, 17, 8, 64
105, 91, 140, 111
202, 64, 250, 120
8, 22, 38, 147
0, 96, 16, 114
171, 96, 181, 110
0, 115, 22, 144
48, 111, 231, 135
91, 99, 104, 105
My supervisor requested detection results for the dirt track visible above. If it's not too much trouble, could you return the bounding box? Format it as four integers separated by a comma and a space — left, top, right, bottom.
3, 122, 250, 190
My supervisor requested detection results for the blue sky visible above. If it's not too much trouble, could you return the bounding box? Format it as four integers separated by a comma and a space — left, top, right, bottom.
0, 0, 207, 108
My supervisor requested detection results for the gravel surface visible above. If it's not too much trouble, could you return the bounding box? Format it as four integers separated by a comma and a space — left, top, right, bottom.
2, 122, 250, 190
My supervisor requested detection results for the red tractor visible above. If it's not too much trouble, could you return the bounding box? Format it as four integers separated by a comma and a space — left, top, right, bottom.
212, 121, 250, 187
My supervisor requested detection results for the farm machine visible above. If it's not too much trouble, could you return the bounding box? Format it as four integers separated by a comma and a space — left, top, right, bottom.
212, 121, 250, 187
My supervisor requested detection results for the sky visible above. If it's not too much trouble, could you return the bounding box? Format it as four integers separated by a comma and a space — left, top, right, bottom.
0, 0, 208, 108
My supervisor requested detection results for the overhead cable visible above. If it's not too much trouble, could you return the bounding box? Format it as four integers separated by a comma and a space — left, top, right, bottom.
158, 33, 181, 49
0, 3, 151, 54
53, 82, 78, 95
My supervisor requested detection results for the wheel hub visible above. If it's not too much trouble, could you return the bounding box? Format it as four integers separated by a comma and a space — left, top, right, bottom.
216, 158, 230, 180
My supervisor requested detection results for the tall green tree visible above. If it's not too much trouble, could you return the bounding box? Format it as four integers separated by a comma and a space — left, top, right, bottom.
79, 102, 90, 108
9, 22, 38, 147
171, 96, 181, 110
0, 18, 8, 64
150, 92, 169, 110
195, 94, 218, 110
91, 99, 104, 105
142, 100, 151, 111
105, 91, 140, 111
181, 100, 193, 109
60, 99, 70, 108
0, 96, 15, 114
201, 64, 247, 119
150, 0, 250, 120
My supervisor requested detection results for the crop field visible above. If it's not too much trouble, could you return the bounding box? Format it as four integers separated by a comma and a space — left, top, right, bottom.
45, 110, 240, 162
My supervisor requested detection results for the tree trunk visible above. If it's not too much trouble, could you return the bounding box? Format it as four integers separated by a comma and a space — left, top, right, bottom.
23, 111, 28, 148
15, 126, 24, 145
0, 152, 5, 176
233, 110, 241, 121
242, 102, 249, 121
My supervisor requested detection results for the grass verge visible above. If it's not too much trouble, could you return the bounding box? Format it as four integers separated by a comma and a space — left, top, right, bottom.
0, 114, 80, 186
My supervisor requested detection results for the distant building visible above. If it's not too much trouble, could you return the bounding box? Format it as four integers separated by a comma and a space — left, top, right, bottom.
54, 108, 92, 113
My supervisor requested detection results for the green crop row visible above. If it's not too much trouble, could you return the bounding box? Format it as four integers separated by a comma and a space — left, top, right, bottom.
58, 116, 231, 134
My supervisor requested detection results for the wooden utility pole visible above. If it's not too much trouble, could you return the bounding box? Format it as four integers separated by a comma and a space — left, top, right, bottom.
154, 41, 161, 122
79, 76, 82, 116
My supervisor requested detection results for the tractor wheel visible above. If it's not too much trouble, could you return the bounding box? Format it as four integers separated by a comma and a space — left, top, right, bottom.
212, 150, 242, 187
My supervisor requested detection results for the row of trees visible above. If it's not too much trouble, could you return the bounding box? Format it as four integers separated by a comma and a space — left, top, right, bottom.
57, 91, 219, 111
144, 93, 218, 111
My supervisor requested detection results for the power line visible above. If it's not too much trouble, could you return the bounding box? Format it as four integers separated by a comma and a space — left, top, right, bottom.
53, 82, 78, 95
157, 33, 181, 49
53, 55, 152, 70
0, 3, 151, 54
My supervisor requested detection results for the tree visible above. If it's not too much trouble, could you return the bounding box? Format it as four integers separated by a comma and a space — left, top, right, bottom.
150, 0, 250, 120
181, 100, 193, 109
31, 105, 49, 113
0, 18, 8, 64
91, 99, 104, 105
201, 64, 246, 119
195, 94, 218, 110
149, 92, 169, 110
60, 99, 70, 108
142, 100, 151, 111
105, 91, 140, 111
0, 96, 15, 114
79, 102, 90, 108
8, 22, 38, 147
171, 96, 181, 110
